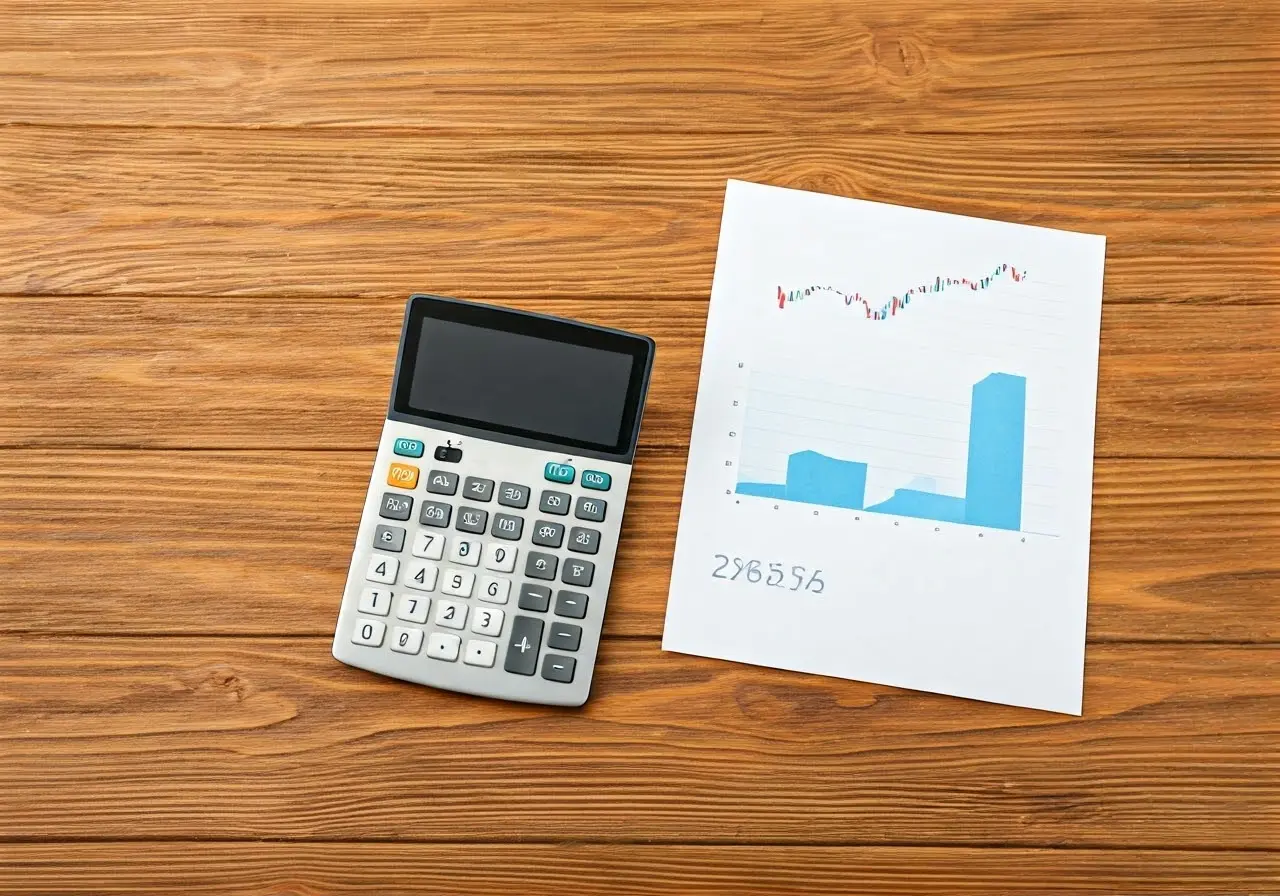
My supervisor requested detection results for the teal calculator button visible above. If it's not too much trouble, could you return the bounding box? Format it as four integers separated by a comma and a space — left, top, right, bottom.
393, 438, 425, 458
544, 462, 576, 483
581, 470, 611, 491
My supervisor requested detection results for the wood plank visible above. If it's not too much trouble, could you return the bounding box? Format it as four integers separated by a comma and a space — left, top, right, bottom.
0, 637, 1275, 845
1, 298, 1276, 456
3, 843, 1278, 896
0, 450, 1275, 640
0, 129, 1274, 302
1, 1, 1273, 138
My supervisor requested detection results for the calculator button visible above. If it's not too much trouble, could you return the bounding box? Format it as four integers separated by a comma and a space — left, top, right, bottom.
357, 587, 393, 616
470, 606, 505, 636
539, 490, 571, 515
393, 438, 425, 458
574, 496, 607, 522
568, 527, 600, 555
427, 631, 461, 661
379, 492, 413, 521
449, 539, 481, 567
483, 543, 518, 572
517, 583, 551, 612
491, 513, 524, 541
373, 524, 406, 552
549, 622, 582, 651
426, 470, 459, 495
541, 654, 576, 683
525, 551, 558, 580
479, 575, 512, 604
441, 569, 476, 597
387, 462, 419, 490
544, 462, 576, 484
434, 599, 468, 629
395, 593, 430, 624
531, 520, 565, 548
433, 445, 463, 463
390, 626, 424, 655
463, 477, 495, 502
411, 531, 446, 560
366, 555, 399, 584
554, 590, 588, 619
456, 507, 488, 535
504, 616, 544, 675
464, 639, 497, 667
352, 618, 386, 647
405, 560, 439, 592
419, 500, 452, 528
497, 482, 530, 508
581, 470, 611, 491
561, 559, 595, 588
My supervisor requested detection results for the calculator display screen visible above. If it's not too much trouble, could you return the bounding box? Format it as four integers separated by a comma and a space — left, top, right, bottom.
395, 298, 650, 455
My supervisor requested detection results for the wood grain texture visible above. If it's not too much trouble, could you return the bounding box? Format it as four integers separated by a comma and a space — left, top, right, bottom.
2, 298, 1277, 456
1, 1, 1274, 138
1, 637, 1277, 846
0, 450, 1276, 640
4, 844, 1279, 896
0, 128, 1276, 302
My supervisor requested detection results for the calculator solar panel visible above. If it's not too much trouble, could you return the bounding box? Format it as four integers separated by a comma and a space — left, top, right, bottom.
331, 295, 656, 706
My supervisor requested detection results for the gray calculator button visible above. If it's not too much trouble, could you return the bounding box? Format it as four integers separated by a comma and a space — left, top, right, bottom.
379, 492, 413, 521
504, 615, 544, 676
574, 496, 607, 522
548, 622, 582, 651
539, 490, 571, 516
463, 477, 494, 502
554, 590, 589, 619
518, 583, 551, 612
419, 500, 452, 528
373, 524, 406, 552
541, 654, 576, 683
531, 520, 565, 548
498, 482, 530, 508
568, 527, 600, 555
561, 558, 595, 588
426, 470, 459, 495
525, 551, 558, 580
491, 513, 524, 541
457, 506, 488, 534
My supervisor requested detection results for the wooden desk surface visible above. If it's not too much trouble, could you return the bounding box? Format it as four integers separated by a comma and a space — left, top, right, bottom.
1, 2, 1277, 893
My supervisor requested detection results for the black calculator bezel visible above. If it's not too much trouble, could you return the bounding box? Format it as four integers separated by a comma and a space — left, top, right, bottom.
387, 294, 656, 463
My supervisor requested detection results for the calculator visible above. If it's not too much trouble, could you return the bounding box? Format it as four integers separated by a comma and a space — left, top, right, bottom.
331, 294, 656, 706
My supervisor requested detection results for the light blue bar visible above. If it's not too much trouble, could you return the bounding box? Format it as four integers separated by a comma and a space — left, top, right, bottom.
784, 450, 866, 509
866, 489, 966, 523
963, 373, 1026, 531
736, 481, 788, 499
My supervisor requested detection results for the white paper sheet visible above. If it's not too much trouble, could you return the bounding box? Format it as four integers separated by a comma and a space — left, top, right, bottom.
663, 180, 1107, 714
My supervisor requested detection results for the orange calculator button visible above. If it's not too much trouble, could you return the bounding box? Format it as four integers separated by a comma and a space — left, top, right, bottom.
387, 462, 420, 489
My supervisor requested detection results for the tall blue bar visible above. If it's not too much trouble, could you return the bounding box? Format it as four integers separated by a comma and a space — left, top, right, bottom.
963, 373, 1026, 530
785, 450, 867, 510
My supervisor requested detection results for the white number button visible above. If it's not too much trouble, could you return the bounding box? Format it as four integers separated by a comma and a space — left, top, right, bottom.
470, 607, 504, 636
390, 626, 424, 655
351, 618, 385, 646
411, 531, 445, 560
464, 639, 497, 667
448, 539, 481, 567
395, 593, 430, 624
365, 555, 399, 584
483, 543, 517, 572
427, 632, 461, 661
478, 576, 511, 604
434, 599, 468, 629
357, 587, 392, 616
405, 560, 439, 592
441, 569, 475, 597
